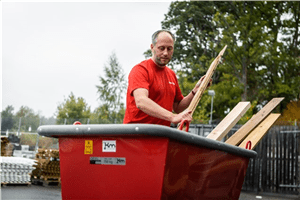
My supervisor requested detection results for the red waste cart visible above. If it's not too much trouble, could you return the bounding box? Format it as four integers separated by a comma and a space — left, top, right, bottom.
37, 124, 256, 200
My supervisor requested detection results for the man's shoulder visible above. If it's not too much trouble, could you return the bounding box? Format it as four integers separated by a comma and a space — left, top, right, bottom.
132, 59, 153, 71
137, 59, 152, 67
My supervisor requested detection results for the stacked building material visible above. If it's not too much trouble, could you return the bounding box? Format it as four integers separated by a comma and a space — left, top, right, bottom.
1, 137, 14, 157
0, 157, 36, 185
31, 149, 60, 186
13, 145, 36, 159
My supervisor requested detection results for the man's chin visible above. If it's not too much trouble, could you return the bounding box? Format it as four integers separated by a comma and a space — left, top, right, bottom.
158, 59, 170, 66
153, 57, 170, 67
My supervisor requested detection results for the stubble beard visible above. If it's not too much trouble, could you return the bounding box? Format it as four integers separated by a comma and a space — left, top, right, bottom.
154, 56, 170, 67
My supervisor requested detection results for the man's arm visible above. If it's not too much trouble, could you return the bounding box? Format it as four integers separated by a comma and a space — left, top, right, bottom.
173, 91, 195, 113
173, 76, 212, 113
133, 88, 192, 124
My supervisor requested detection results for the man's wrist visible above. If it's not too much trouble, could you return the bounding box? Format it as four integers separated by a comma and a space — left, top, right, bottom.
192, 90, 196, 96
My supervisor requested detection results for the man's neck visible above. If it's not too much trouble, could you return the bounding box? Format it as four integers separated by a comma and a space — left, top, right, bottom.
151, 58, 165, 69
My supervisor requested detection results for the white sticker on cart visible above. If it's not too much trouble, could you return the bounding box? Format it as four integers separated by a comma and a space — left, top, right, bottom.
102, 140, 116, 152
90, 157, 126, 165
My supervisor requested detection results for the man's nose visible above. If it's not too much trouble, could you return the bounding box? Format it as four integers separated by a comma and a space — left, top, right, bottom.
162, 49, 168, 55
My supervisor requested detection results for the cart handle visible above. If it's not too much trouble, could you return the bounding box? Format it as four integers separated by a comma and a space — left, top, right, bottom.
245, 141, 252, 150
178, 120, 190, 132
73, 121, 82, 125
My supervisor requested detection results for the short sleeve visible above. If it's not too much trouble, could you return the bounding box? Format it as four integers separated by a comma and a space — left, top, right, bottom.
128, 65, 150, 96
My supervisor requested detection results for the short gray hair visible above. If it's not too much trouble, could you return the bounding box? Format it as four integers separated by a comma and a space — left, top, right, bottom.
152, 30, 175, 46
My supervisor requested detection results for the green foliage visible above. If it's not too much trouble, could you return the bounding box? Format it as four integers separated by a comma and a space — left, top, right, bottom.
92, 104, 125, 124
162, 1, 219, 80
238, 100, 258, 124
177, 74, 212, 123
38, 136, 57, 149
56, 92, 91, 124
213, 73, 243, 119
1, 105, 58, 149
192, 92, 211, 124
158, 1, 300, 123
1, 105, 45, 133
277, 100, 300, 126
95, 52, 127, 124
1, 105, 15, 131
20, 133, 37, 146
15, 106, 40, 132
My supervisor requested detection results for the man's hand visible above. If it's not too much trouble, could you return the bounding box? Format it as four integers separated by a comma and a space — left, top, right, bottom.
134, 88, 192, 124
192, 75, 212, 94
171, 110, 193, 124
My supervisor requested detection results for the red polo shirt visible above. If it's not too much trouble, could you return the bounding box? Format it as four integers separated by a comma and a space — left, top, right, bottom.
123, 59, 184, 126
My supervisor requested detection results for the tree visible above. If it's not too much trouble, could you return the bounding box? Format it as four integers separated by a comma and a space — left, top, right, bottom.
95, 52, 127, 124
56, 92, 91, 124
15, 106, 40, 132
39, 116, 56, 125
215, 1, 300, 113
20, 133, 37, 146
38, 136, 56, 149
160, 1, 300, 122
1, 105, 15, 132
277, 100, 300, 126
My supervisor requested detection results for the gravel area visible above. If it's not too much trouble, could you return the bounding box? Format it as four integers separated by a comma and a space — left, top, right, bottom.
239, 191, 300, 200
1, 184, 299, 200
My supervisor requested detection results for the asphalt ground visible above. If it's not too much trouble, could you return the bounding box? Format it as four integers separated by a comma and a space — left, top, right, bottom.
1, 184, 299, 200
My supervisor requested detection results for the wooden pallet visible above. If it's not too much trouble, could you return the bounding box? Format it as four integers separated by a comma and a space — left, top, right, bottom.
1, 182, 31, 187
31, 177, 61, 187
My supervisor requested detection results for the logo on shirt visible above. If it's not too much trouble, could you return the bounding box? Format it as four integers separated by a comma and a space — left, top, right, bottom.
169, 81, 175, 85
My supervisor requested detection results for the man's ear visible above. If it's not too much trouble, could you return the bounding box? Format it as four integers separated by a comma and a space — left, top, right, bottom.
150, 44, 154, 50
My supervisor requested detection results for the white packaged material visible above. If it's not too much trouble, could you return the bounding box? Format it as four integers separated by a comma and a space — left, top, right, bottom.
0, 157, 36, 184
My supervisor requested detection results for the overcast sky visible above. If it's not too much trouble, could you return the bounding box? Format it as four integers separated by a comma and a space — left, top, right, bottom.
1, 1, 171, 118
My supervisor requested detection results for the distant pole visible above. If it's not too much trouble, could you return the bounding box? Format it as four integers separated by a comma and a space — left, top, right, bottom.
17, 117, 22, 136
35, 133, 40, 153
208, 90, 215, 125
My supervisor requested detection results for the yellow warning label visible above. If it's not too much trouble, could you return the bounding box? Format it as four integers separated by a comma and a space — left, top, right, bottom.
84, 140, 93, 154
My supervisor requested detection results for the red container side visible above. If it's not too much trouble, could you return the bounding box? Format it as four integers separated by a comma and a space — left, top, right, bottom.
59, 136, 169, 200
38, 124, 256, 200
161, 140, 249, 200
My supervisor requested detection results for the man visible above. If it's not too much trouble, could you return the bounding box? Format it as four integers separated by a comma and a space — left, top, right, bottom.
123, 30, 207, 127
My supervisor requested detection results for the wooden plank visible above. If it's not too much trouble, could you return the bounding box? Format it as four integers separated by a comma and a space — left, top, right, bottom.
206, 101, 251, 141
239, 113, 281, 150
225, 97, 284, 146
178, 46, 227, 131
188, 45, 227, 115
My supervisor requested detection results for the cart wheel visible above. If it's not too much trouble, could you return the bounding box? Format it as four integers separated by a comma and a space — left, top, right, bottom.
245, 141, 252, 150
73, 121, 81, 125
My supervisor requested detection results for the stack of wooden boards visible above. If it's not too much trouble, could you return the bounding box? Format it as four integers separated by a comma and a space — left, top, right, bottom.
206, 97, 284, 149
177, 45, 283, 148
1, 157, 35, 186
31, 149, 60, 186
1, 137, 14, 157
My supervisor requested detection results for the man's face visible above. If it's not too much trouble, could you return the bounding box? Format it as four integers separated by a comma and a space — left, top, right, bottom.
151, 32, 174, 67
